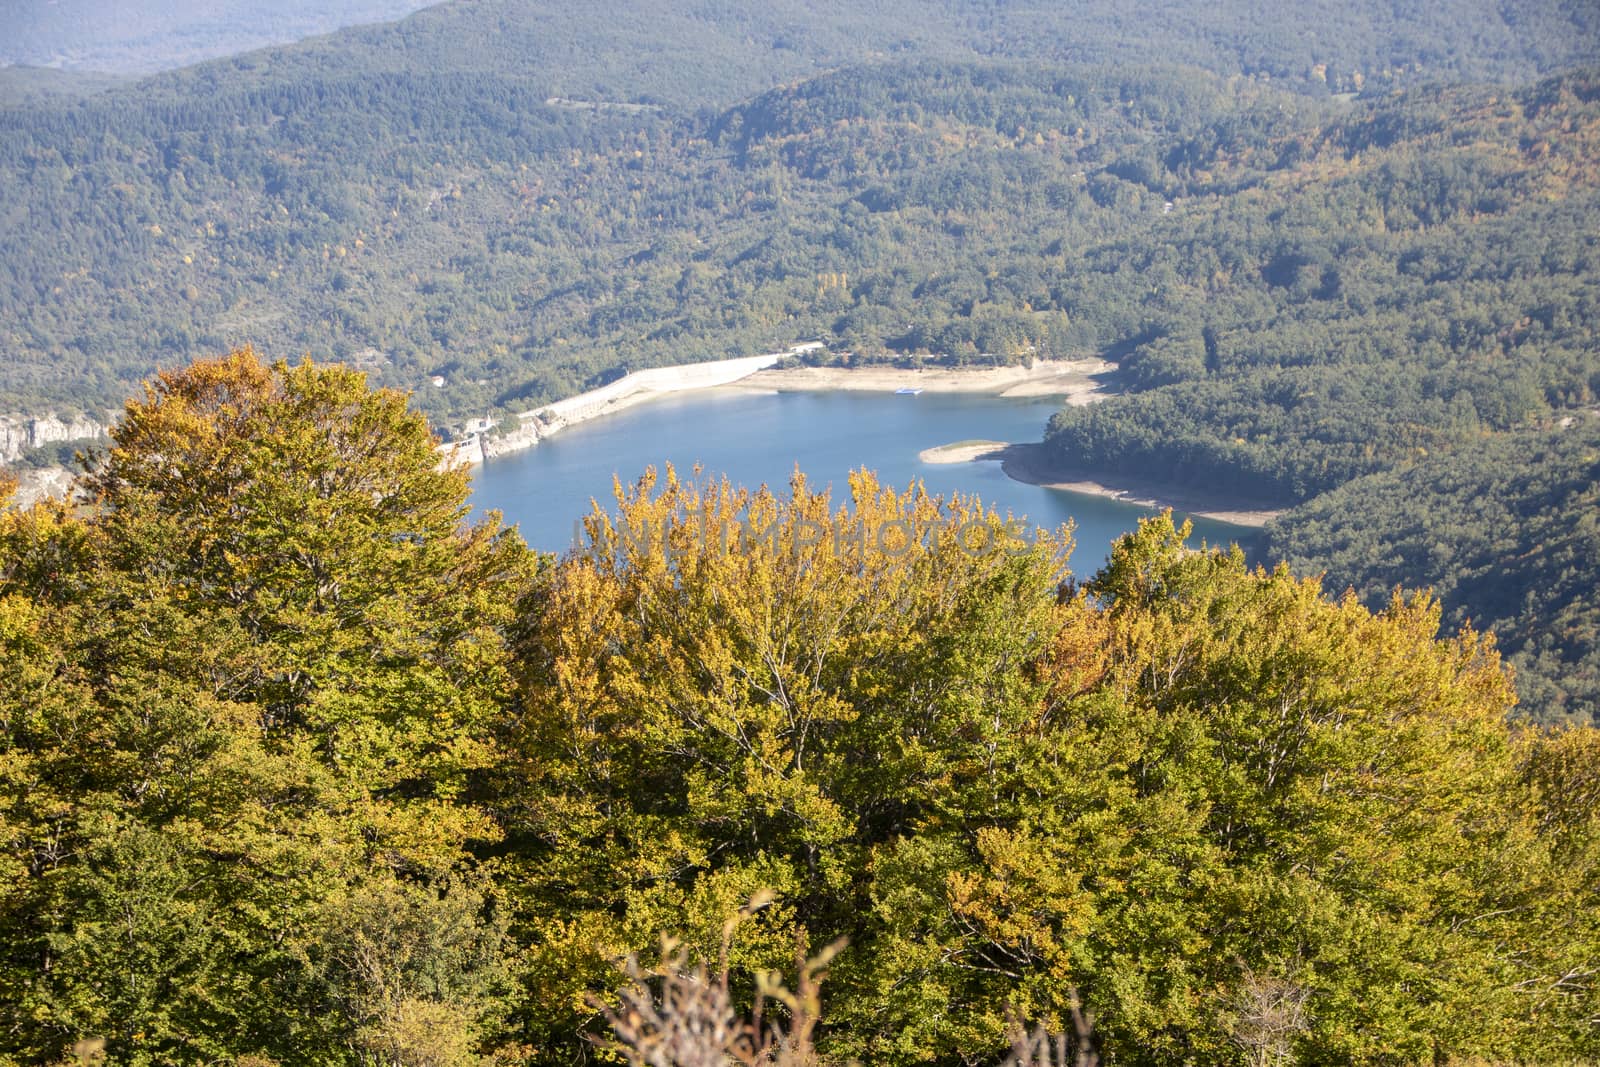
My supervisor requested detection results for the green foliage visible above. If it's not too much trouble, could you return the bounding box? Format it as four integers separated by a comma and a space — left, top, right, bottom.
1264, 420, 1600, 727
1041, 75, 1600, 504
16, 0, 1591, 102
4, 354, 1599, 1062
504, 484, 1600, 1065
0, 349, 538, 1064
2, 7, 1597, 427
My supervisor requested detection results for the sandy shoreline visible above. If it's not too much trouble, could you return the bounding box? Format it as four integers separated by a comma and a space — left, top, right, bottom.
916, 439, 1284, 528
918, 440, 1009, 464
994, 443, 1285, 528
457, 353, 1112, 467
474, 353, 1281, 527
722, 360, 1291, 522
729, 358, 1114, 404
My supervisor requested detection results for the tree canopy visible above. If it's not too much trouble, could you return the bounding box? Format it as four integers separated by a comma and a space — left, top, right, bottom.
0, 349, 538, 1064
1, 354, 1598, 1065
504, 477, 1600, 1064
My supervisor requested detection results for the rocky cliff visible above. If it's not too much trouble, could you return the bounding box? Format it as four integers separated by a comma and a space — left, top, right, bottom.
7, 466, 78, 509
0, 413, 109, 463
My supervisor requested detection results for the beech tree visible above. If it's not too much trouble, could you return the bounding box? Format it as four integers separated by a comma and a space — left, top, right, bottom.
503, 467, 1076, 1054
4, 353, 1599, 1064
0, 349, 537, 1065
506, 492, 1600, 1065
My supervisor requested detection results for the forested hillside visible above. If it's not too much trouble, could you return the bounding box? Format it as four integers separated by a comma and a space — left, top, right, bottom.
0, 0, 1597, 417
79, 0, 1600, 105
3, 352, 1599, 1065
4, 3, 1600, 1060
1263, 421, 1600, 728
1039, 75, 1600, 502
6, 59, 1599, 426
0, 58, 1278, 417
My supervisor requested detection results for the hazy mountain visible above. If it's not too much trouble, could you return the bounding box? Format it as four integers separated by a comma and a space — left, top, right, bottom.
0, 0, 441, 74
96, 0, 1600, 108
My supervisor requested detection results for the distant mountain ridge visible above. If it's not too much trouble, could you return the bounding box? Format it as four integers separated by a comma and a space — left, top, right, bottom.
134, 0, 1600, 103
0, 0, 441, 74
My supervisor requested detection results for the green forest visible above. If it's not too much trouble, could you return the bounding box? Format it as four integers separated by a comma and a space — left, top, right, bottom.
5, 31, 1600, 725
3, 351, 1599, 1065
0, 0, 1597, 423
1263, 424, 1600, 728
4, 4, 1600, 1055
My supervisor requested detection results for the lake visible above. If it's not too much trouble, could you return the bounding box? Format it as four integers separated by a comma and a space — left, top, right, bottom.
468, 388, 1255, 573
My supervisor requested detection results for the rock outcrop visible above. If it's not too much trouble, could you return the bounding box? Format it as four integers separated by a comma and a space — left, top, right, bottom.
480, 421, 541, 461
0, 413, 109, 463
7, 466, 79, 509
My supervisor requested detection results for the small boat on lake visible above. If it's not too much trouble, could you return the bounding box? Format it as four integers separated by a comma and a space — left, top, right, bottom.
894, 387, 923, 396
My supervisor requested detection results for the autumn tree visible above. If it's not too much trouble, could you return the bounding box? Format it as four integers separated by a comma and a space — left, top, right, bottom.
507, 496, 1598, 1065
503, 467, 1075, 1055
6, 358, 1598, 1066
0, 349, 537, 1065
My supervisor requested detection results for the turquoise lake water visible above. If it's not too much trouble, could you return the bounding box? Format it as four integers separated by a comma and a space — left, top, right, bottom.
468, 388, 1255, 573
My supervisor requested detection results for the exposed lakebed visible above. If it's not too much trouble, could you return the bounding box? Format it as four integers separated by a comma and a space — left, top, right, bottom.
470, 388, 1254, 569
